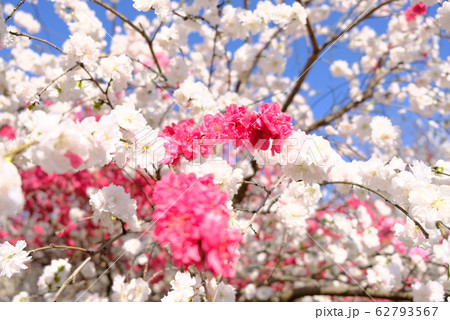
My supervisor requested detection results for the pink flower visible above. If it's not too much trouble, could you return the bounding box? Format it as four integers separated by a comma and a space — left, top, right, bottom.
200, 113, 226, 140
222, 104, 254, 145
405, 2, 427, 21
160, 119, 213, 164
248, 103, 293, 154
0, 125, 16, 140
151, 172, 242, 277
201, 103, 293, 153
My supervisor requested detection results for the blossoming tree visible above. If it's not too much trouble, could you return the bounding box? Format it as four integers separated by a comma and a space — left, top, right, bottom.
0, 0, 450, 302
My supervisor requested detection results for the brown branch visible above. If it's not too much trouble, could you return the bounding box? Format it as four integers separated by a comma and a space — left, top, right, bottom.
88, 0, 166, 81
321, 180, 429, 239
9, 31, 65, 53
4, 0, 26, 23
242, 175, 285, 234
232, 160, 259, 205
281, 0, 395, 112
207, 26, 220, 89
279, 285, 413, 302
78, 62, 114, 109
29, 244, 92, 255
38, 64, 79, 98
297, 0, 319, 54
235, 28, 283, 93
305, 59, 392, 133
51, 256, 92, 302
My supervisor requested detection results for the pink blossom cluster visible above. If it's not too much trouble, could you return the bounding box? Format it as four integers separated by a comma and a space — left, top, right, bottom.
405, 2, 427, 21
203, 103, 293, 154
160, 119, 213, 164
151, 172, 242, 278
17, 165, 154, 244
0, 124, 15, 140
160, 103, 293, 163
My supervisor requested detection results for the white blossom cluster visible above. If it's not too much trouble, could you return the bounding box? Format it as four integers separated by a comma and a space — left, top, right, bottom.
89, 184, 141, 233
37, 258, 72, 300
111, 274, 151, 302
161, 271, 236, 302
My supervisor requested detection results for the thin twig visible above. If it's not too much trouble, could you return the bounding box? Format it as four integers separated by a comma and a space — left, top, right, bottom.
4, 0, 26, 23
243, 175, 285, 234
9, 31, 65, 53
29, 244, 92, 255
321, 180, 429, 239
38, 64, 79, 98
51, 257, 92, 302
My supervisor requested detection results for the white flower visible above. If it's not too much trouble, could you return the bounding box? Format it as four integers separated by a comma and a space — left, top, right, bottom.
412, 281, 445, 302
111, 275, 151, 302
330, 60, 353, 79
132, 0, 171, 21
63, 34, 101, 67
133, 0, 154, 11
111, 103, 148, 134
162, 271, 196, 302
0, 4, 13, 49
99, 54, 133, 92
89, 185, 141, 233
0, 241, 31, 278
80, 261, 96, 279
122, 238, 143, 257
409, 185, 450, 225
292, 2, 307, 25
255, 286, 273, 301
369, 116, 401, 153
0, 158, 24, 221
76, 292, 108, 302
132, 127, 167, 174
183, 158, 244, 199
173, 79, 218, 122
437, 1, 450, 32
362, 227, 380, 249
394, 219, 440, 249
272, 130, 338, 183
366, 255, 403, 290
79, 114, 122, 168
37, 258, 72, 294
327, 244, 348, 264
276, 181, 322, 232
28, 112, 91, 174
202, 278, 236, 302
12, 291, 30, 302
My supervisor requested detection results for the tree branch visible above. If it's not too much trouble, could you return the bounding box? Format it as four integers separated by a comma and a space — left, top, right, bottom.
321, 180, 429, 239
279, 285, 413, 302
235, 28, 283, 93
51, 256, 92, 302
281, 0, 395, 112
29, 244, 92, 255
9, 31, 65, 54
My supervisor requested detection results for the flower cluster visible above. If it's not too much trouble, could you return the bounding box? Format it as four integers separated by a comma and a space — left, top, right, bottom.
89, 184, 141, 234
37, 258, 72, 299
151, 172, 242, 277
0, 241, 31, 278
161, 103, 293, 164
160, 119, 212, 164
161, 271, 197, 302
111, 275, 151, 302
405, 2, 428, 22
